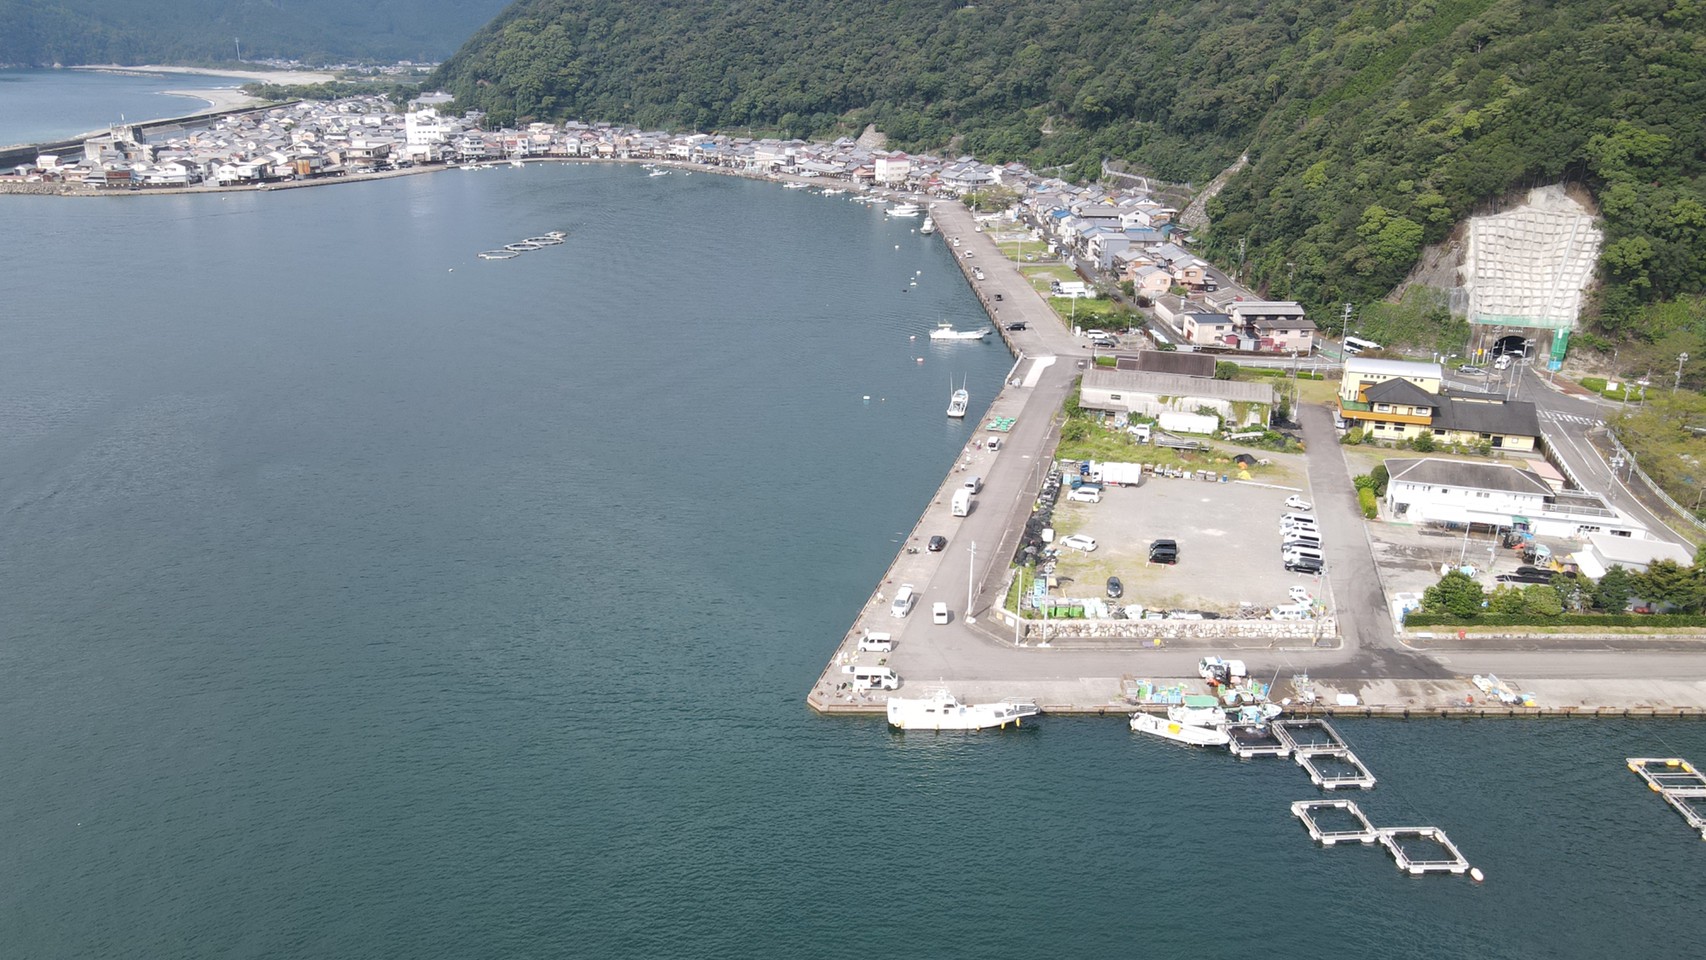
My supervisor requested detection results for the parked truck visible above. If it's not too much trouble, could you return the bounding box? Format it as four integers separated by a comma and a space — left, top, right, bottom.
951, 487, 974, 517
1097, 462, 1147, 487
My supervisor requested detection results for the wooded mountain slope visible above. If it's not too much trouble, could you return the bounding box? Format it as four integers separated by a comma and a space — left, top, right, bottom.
0, 0, 510, 64
432, 0, 1706, 339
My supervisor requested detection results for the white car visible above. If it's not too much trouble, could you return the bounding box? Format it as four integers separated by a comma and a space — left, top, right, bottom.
1059, 534, 1098, 552
1288, 586, 1314, 604
1285, 495, 1313, 511
1066, 486, 1102, 503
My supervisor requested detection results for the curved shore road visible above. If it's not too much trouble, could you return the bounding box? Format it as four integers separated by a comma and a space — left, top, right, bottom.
811, 198, 1706, 713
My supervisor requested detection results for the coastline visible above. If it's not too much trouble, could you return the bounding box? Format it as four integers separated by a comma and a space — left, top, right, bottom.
9, 140, 1706, 718
69, 64, 339, 85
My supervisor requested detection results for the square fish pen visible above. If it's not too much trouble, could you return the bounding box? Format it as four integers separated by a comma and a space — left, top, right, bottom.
1376, 827, 1471, 875
1627, 757, 1706, 840
1291, 800, 1378, 845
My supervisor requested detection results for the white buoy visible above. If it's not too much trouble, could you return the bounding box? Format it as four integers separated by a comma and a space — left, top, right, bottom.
916, 357, 924, 363
909, 334, 917, 340
895, 244, 900, 249
1470, 868, 1484, 883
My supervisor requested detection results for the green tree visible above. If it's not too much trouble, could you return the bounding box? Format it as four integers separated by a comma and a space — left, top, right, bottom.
1370, 463, 1389, 496
1214, 361, 1240, 380
1594, 565, 1634, 612
1424, 571, 1485, 617
1519, 584, 1565, 617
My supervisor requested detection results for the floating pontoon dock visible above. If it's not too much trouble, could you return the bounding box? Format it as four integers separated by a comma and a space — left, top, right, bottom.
1273, 719, 1377, 790
1291, 800, 1377, 845
1226, 723, 1291, 758
1627, 757, 1706, 839
1376, 827, 1472, 875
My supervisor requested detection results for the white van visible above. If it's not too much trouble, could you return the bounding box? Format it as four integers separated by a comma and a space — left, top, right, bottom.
1279, 513, 1315, 527
964, 476, 983, 494
857, 630, 894, 653
931, 601, 950, 625
1494, 354, 1513, 370
1282, 546, 1325, 564
842, 664, 899, 690
986, 436, 1003, 451
1270, 603, 1313, 621
1066, 485, 1102, 503
890, 585, 918, 618
952, 488, 974, 517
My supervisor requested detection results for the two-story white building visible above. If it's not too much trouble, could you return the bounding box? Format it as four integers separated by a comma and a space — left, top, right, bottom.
1382, 458, 1648, 539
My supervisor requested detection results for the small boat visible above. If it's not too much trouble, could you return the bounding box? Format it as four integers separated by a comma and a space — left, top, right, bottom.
648, 169, 670, 178
887, 203, 922, 217
888, 689, 1039, 731
929, 321, 990, 342
821, 187, 845, 196
947, 380, 969, 419
920, 216, 936, 234
783, 181, 809, 190
477, 250, 519, 260
1130, 711, 1231, 747
1171, 694, 1230, 727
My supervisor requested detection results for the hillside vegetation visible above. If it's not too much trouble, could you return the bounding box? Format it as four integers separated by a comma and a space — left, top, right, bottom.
431, 0, 1706, 347
0, 0, 510, 64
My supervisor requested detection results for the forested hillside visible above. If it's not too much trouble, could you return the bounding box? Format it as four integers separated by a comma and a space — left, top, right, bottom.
432, 0, 1706, 342
0, 0, 510, 65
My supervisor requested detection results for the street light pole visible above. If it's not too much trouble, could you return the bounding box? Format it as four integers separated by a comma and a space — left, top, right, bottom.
1676, 352, 1690, 393
965, 541, 977, 623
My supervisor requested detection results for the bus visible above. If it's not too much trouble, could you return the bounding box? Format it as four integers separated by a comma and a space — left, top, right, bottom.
1342, 335, 1383, 356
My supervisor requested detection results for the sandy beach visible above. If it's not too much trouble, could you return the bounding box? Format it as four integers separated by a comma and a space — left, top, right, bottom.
72, 64, 340, 85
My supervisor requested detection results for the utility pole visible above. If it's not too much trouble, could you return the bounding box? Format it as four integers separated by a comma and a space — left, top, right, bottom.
234, 38, 241, 62
1676, 352, 1689, 393
965, 541, 977, 623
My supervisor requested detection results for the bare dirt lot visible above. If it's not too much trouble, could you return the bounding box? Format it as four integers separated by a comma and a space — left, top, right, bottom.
1048, 469, 1330, 615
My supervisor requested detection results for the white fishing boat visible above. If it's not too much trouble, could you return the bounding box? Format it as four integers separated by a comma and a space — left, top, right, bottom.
1130, 710, 1232, 747
887, 689, 1039, 731
920, 216, 936, 234
1169, 695, 1230, 727
477, 250, 519, 260
946, 380, 969, 419
821, 187, 845, 195
887, 202, 922, 217
648, 169, 670, 178
783, 181, 810, 189
929, 321, 990, 342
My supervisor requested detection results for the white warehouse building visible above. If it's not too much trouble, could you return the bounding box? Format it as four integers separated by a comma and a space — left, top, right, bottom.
1382, 458, 1650, 540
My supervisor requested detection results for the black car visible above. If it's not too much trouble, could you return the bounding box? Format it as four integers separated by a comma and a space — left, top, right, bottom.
993, 293, 1005, 302
927, 535, 948, 552
1285, 556, 1324, 573
1148, 539, 1179, 564
1004, 321, 1026, 330
1106, 576, 1124, 599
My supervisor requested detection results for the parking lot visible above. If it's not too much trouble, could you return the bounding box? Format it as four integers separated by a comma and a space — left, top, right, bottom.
1047, 465, 1330, 616
1368, 519, 1581, 598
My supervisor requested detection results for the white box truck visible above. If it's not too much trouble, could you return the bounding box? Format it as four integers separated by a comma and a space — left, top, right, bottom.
951, 487, 973, 517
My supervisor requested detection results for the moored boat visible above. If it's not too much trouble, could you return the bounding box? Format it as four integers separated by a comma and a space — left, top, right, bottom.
887, 202, 922, 217
929, 321, 991, 342
947, 381, 969, 418
1130, 710, 1232, 747
888, 689, 1039, 731
920, 216, 936, 234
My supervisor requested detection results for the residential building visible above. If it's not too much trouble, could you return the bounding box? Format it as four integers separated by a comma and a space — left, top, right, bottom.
1339, 358, 1540, 450
1573, 534, 1695, 579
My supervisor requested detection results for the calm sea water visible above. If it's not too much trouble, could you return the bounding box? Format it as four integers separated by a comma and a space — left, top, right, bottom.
3, 162, 1705, 958
0, 68, 251, 144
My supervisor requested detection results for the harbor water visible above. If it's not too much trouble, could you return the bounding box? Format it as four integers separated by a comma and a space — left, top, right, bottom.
3, 161, 1706, 957
0, 68, 253, 145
